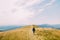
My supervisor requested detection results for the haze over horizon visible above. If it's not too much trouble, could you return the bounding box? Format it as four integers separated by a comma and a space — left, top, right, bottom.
0, 0, 60, 25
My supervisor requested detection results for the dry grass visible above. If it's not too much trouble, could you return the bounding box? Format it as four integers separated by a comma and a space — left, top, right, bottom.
0, 25, 60, 40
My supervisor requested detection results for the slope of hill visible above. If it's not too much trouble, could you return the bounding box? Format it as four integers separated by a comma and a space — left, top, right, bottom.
0, 25, 60, 40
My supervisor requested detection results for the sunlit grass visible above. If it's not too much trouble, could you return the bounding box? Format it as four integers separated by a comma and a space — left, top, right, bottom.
0, 25, 60, 40
35, 28, 60, 40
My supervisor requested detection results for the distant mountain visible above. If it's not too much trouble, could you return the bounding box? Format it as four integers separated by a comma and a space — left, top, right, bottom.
38, 24, 60, 29
0, 25, 22, 31
52, 24, 60, 28
38, 24, 53, 28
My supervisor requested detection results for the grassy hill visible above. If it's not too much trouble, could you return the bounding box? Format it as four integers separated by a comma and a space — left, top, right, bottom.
0, 25, 60, 40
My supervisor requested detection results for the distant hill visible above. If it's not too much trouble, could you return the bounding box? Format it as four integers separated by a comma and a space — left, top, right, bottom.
0, 25, 60, 40
0, 24, 60, 32
39, 24, 60, 29
0, 25, 22, 31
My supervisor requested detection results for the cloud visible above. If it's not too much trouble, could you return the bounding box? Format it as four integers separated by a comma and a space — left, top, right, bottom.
43, 0, 56, 8
0, 0, 56, 25
15, 0, 44, 7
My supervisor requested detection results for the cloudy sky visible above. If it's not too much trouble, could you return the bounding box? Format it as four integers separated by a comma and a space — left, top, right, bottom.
0, 0, 60, 25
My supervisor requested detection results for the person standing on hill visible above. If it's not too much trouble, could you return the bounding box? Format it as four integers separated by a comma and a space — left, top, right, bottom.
32, 27, 35, 33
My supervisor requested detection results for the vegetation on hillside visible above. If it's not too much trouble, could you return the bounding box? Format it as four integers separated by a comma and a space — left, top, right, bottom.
0, 25, 60, 40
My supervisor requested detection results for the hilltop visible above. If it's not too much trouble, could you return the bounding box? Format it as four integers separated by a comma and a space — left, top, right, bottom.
0, 25, 60, 40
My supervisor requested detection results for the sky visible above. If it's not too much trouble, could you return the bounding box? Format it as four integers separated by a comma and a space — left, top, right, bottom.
0, 0, 60, 25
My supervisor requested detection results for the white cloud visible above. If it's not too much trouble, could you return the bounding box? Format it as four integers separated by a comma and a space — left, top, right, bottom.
43, 0, 56, 8
15, 0, 44, 7
0, 0, 56, 25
